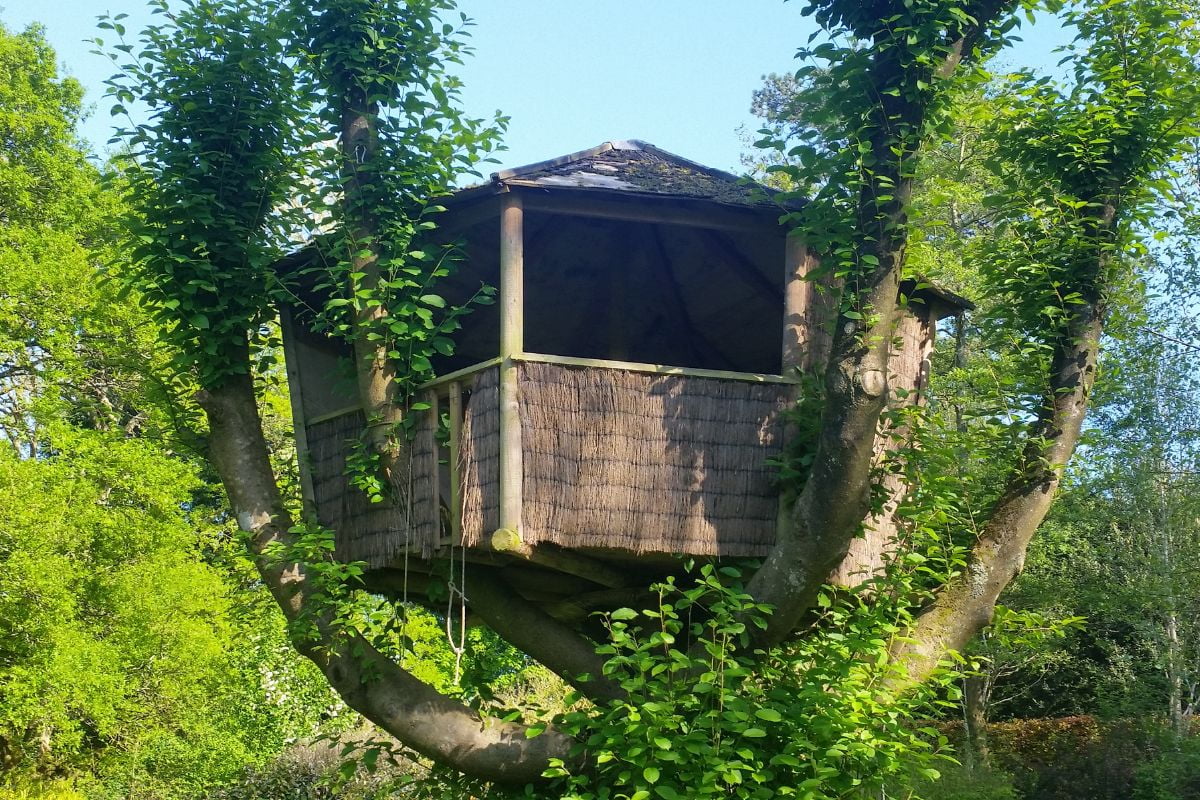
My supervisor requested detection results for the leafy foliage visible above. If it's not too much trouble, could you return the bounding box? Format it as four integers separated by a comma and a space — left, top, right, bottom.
98, 0, 308, 387
0, 19, 344, 798
758, 0, 1033, 309
977, 0, 1200, 349
544, 565, 956, 800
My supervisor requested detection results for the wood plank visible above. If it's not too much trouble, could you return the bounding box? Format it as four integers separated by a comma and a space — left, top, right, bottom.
425, 388, 440, 544
279, 306, 318, 510
448, 381, 463, 547
499, 193, 524, 537
418, 357, 502, 392
514, 187, 782, 233
304, 405, 363, 426
483, 540, 629, 589
513, 351, 799, 385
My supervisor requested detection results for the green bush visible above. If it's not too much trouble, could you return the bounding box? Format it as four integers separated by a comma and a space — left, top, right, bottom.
1132, 733, 1200, 800
897, 762, 1018, 800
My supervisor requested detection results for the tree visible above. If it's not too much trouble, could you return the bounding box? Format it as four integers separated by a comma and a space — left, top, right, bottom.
0, 20, 343, 797
103, 0, 1200, 792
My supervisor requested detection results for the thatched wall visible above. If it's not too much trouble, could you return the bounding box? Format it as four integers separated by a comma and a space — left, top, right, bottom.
307, 408, 441, 566
459, 367, 501, 542
311, 307, 935, 571
460, 362, 789, 556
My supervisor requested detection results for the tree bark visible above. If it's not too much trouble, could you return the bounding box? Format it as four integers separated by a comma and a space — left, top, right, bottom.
963, 673, 991, 768
466, 568, 626, 704
341, 88, 406, 478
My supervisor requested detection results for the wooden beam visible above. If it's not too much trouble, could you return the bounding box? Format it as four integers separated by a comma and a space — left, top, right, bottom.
448, 381, 463, 546
279, 306, 317, 512
418, 357, 501, 393
305, 405, 362, 426
782, 231, 810, 375
425, 388, 440, 544
430, 193, 502, 237
499, 193, 524, 538
486, 538, 629, 589
545, 587, 659, 624
514, 187, 781, 233
513, 351, 798, 385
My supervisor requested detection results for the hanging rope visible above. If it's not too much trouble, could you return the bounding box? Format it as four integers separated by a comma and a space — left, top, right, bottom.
444, 386, 470, 685
445, 513, 468, 685
399, 443, 413, 670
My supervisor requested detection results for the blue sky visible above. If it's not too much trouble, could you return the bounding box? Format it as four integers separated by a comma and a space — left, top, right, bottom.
2, 1, 1073, 174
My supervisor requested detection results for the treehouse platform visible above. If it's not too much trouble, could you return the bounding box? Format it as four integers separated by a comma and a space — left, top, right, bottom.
278, 140, 969, 612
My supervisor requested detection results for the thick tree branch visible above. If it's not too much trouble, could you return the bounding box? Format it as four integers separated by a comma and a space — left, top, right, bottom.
467, 568, 627, 705
891, 302, 1103, 686
197, 353, 575, 782
748, 0, 1017, 645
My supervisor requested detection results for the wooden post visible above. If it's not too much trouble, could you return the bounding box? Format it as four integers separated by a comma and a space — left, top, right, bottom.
425, 388, 440, 544
778, 232, 813, 544
497, 192, 524, 544
782, 231, 810, 375
448, 380, 463, 546
279, 307, 317, 514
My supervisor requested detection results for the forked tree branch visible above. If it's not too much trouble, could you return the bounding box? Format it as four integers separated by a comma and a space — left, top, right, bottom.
891, 300, 1103, 686
749, 0, 1018, 645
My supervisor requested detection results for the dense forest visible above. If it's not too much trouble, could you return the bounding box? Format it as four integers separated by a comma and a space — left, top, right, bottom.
2, 0, 1200, 798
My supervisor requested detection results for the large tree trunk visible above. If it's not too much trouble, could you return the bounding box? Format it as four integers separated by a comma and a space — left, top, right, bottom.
748, 2, 1012, 645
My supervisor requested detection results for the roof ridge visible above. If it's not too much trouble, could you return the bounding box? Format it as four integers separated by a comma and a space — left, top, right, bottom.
491, 139, 751, 184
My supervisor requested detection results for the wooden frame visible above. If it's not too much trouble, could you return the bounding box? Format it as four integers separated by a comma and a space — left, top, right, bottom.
513, 352, 799, 385
279, 307, 317, 508
498, 193, 524, 540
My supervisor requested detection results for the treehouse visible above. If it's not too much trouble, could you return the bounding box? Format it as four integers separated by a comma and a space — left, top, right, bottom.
278, 140, 969, 617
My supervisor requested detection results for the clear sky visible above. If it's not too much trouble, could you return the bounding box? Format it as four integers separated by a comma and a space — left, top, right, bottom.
1, 1, 1073, 174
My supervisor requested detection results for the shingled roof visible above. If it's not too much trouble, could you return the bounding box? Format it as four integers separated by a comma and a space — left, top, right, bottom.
471, 139, 777, 207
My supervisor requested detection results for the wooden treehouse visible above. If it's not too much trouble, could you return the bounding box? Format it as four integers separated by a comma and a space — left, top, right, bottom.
279, 140, 969, 621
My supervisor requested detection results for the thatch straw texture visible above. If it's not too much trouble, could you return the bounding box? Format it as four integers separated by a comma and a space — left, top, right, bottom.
460, 361, 789, 556
458, 367, 501, 539
307, 409, 440, 566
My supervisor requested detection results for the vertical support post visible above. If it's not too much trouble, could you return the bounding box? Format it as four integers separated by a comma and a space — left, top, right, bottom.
425, 388, 440, 547
279, 307, 317, 515
498, 192, 524, 542
778, 231, 814, 543
448, 380, 463, 546
782, 231, 811, 375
